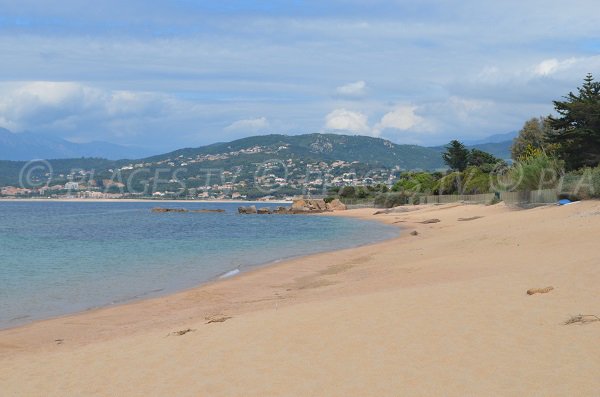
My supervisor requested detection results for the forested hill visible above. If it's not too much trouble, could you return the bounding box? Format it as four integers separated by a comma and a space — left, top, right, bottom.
0, 133, 512, 188
143, 133, 445, 169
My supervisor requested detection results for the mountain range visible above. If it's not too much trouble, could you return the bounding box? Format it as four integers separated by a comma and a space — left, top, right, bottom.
0, 128, 514, 164
0, 132, 515, 189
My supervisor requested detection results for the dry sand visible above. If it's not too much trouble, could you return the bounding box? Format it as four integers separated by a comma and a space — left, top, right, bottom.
1, 201, 599, 396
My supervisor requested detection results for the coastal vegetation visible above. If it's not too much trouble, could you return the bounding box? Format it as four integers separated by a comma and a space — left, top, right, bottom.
328, 74, 600, 207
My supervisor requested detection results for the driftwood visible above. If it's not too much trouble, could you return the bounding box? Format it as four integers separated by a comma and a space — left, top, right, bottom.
526, 286, 554, 295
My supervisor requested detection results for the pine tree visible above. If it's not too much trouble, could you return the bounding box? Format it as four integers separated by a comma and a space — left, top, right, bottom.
442, 140, 470, 171
548, 73, 600, 170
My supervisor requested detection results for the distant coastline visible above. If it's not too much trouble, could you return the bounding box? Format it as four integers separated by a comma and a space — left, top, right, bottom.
0, 197, 292, 204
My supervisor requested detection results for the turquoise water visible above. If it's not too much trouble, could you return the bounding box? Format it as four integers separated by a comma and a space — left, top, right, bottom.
0, 201, 397, 329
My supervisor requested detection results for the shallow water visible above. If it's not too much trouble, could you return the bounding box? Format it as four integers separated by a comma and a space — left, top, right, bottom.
0, 201, 398, 329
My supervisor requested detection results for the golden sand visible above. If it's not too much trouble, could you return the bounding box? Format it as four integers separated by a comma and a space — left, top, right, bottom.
1, 202, 599, 396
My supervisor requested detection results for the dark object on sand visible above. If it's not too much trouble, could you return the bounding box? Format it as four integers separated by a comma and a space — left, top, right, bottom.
526, 286, 554, 295
410, 230, 419, 236
420, 218, 441, 224
564, 314, 600, 325
171, 328, 195, 336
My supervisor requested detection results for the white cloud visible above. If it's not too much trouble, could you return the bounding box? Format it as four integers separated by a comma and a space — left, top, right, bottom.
335, 80, 367, 97
373, 106, 424, 136
534, 58, 578, 76
224, 117, 269, 132
0, 81, 187, 148
325, 108, 370, 133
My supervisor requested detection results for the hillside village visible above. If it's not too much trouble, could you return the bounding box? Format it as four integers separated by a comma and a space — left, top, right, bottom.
0, 145, 401, 200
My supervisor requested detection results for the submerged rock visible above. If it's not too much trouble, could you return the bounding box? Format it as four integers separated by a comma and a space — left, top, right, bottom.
152, 208, 225, 213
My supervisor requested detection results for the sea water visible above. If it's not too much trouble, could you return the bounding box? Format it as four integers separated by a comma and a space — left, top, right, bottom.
0, 201, 398, 328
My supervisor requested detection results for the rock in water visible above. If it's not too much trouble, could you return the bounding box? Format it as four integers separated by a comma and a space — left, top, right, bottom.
152, 208, 188, 213
238, 205, 257, 214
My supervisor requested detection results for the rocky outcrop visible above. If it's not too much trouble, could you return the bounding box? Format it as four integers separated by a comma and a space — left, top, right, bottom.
238, 205, 257, 214
325, 199, 347, 211
152, 208, 188, 213
291, 199, 328, 212
152, 208, 225, 213
238, 199, 347, 215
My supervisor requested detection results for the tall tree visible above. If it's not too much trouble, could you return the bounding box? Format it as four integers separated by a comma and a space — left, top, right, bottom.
511, 117, 552, 160
548, 73, 600, 170
442, 140, 470, 171
469, 149, 501, 167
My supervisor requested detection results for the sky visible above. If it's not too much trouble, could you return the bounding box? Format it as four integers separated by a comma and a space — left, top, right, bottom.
0, 0, 599, 152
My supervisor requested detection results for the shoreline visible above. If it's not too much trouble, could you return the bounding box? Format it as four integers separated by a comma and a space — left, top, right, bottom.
2, 201, 599, 396
0, 214, 400, 332
0, 207, 406, 350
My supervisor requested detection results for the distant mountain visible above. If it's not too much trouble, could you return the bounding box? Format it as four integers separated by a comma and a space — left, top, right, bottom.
468, 141, 513, 160
0, 132, 517, 190
0, 128, 154, 160
465, 131, 518, 145
144, 133, 446, 170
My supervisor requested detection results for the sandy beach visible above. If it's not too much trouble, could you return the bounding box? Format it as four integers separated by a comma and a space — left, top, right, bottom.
1, 201, 599, 396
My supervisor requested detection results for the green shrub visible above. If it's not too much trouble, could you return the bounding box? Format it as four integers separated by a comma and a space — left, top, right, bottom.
561, 166, 600, 199
509, 153, 564, 191
355, 186, 369, 199
462, 167, 492, 194
374, 192, 410, 208
434, 171, 461, 194
392, 172, 437, 194
339, 186, 356, 198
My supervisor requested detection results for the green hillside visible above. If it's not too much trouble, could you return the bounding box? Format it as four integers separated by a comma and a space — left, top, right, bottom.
143, 134, 445, 169
2, 133, 512, 196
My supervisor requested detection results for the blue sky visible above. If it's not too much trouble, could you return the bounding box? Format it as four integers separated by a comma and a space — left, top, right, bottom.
0, 0, 599, 151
